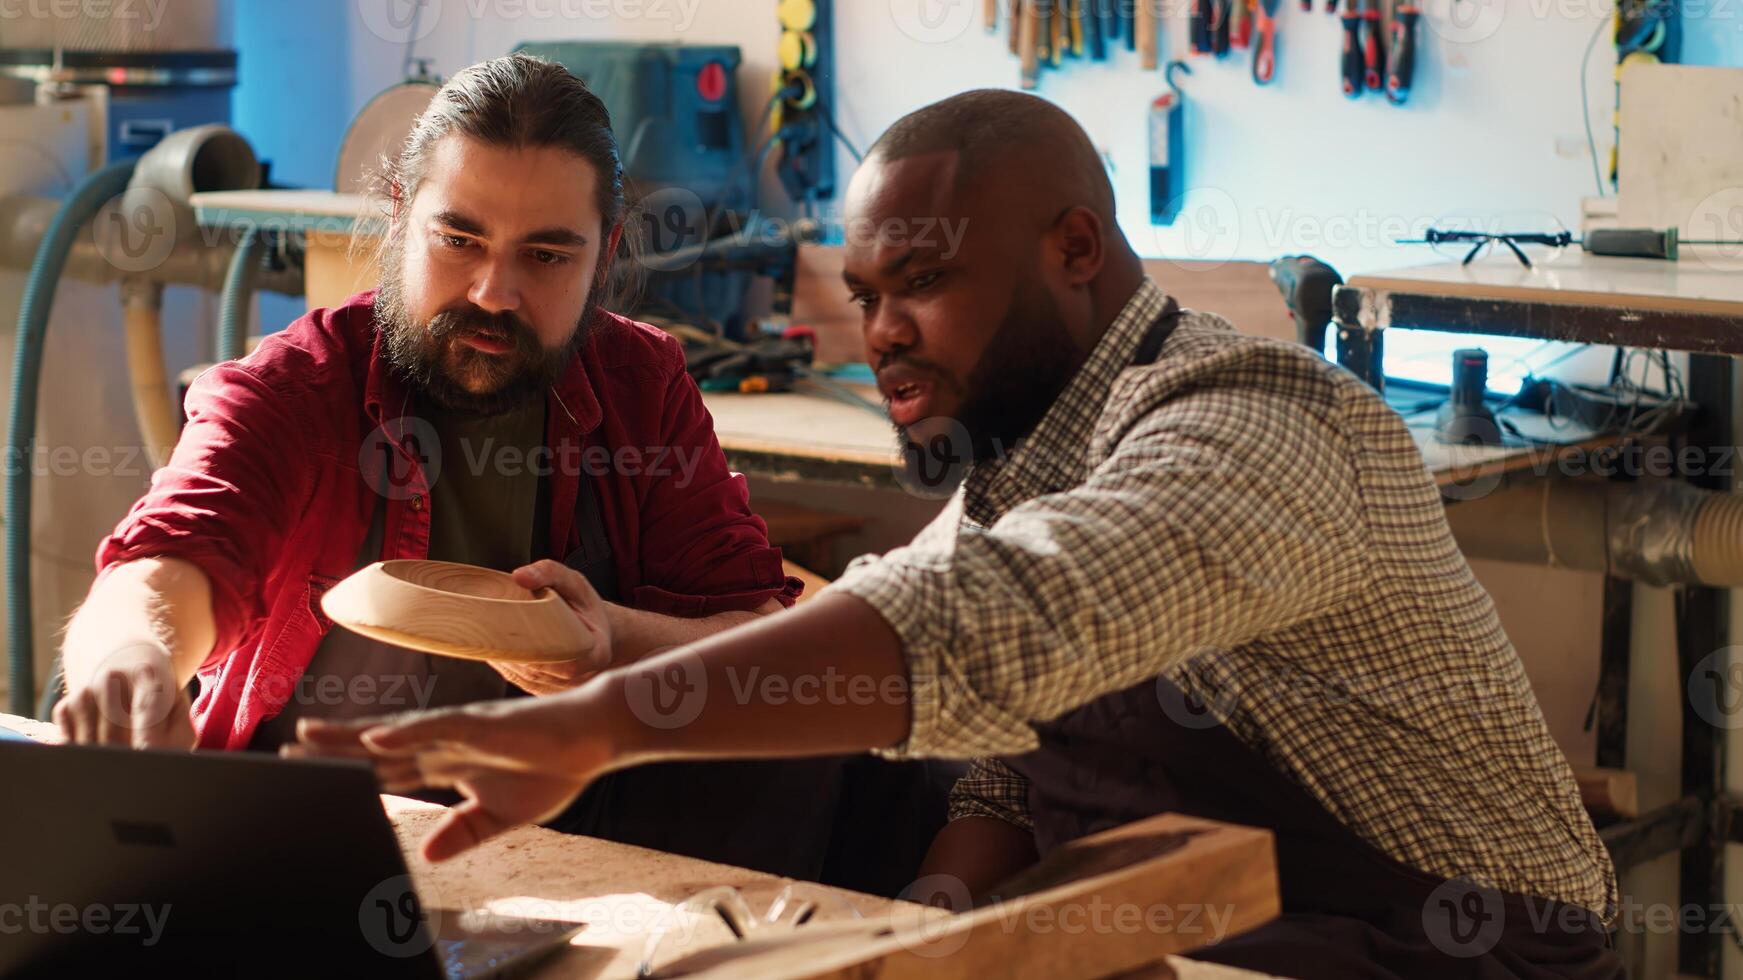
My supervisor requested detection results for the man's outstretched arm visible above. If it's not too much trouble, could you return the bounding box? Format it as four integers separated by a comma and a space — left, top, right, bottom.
293, 573, 911, 862
56, 557, 215, 748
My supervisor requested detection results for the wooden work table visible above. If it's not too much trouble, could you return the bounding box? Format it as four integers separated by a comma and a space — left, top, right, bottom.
704, 385, 1610, 497
0, 713, 1279, 979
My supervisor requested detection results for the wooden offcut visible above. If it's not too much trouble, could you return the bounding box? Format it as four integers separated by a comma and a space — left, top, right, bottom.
1573, 767, 1639, 824
652, 813, 1279, 979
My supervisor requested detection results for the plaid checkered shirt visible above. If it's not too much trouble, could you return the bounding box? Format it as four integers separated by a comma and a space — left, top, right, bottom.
829, 277, 1618, 921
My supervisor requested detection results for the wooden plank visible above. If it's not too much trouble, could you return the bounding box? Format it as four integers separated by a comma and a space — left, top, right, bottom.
1347, 252, 1743, 321
1616, 64, 1743, 250
656, 813, 1280, 979
1574, 767, 1640, 823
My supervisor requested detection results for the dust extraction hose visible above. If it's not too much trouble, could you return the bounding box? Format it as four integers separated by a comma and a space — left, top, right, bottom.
6, 159, 138, 715
1445, 478, 1743, 587
216, 230, 261, 362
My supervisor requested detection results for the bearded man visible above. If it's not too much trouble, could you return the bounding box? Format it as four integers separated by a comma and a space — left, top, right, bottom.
51, 53, 841, 878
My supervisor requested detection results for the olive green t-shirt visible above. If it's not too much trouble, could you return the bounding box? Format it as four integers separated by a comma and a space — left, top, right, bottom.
250, 397, 548, 750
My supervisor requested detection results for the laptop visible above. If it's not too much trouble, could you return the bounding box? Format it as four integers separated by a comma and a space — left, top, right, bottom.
0, 739, 583, 978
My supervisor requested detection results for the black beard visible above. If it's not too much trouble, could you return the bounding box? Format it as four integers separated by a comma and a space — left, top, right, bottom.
373, 237, 594, 417
896, 277, 1079, 465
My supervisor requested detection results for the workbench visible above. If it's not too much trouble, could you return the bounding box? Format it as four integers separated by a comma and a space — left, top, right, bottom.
703, 385, 1612, 495
1328, 251, 1743, 392
0, 712, 1278, 979
1330, 252, 1742, 978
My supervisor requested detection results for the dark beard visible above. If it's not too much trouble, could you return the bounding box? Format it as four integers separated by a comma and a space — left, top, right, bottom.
373, 237, 594, 417
897, 278, 1080, 466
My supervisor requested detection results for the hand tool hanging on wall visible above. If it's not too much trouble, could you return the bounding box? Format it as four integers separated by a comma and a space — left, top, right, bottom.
1385, 0, 1418, 103
1052, 0, 1068, 65
1360, 0, 1385, 91
1191, 0, 1213, 54
1212, 0, 1233, 55
1098, 0, 1119, 54
1009, 0, 1023, 53
1086, 0, 1106, 59
1252, 0, 1282, 83
1031, 0, 1045, 63
1150, 61, 1192, 225
1137, 0, 1160, 68
1231, 0, 1255, 50
987, 0, 1000, 31
1340, 6, 1364, 95
1019, 0, 1042, 88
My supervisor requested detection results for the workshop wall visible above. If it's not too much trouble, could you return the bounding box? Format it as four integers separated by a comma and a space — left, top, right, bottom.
238, 1, 1650, 275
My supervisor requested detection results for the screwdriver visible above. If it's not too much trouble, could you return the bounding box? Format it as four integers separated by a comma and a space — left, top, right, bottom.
1360, 0, 1384, 91
1340, 8, 1363, 96
1395, 227, 1743, 262
1581, 227, 1741, 260
1386, 0, 1418, 104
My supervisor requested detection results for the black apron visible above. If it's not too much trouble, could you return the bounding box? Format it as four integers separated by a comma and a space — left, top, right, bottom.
542, 467, 845, 882
1001, 308, 1623, 980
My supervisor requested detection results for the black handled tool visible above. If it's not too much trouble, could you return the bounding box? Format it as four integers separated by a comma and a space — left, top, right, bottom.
1340, 9, 1363, 96
1360, 0, 1384, 90
1386, 0, 1418, 104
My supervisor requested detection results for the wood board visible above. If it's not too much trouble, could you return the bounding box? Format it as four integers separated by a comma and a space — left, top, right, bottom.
651, 813, 1279, 979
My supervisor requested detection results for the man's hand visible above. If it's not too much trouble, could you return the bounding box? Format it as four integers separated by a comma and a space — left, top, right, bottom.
287, 692, 616, 862
487, 560, 613, 694
53, 641, 196, 750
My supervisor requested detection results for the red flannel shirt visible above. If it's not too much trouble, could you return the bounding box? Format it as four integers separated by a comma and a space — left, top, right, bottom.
96, 291, 798, 750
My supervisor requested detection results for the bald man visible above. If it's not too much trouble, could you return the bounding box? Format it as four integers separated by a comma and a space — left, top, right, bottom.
296, 91, 1622, 978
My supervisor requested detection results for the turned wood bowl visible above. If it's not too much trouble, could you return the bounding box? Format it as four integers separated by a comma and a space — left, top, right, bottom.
320, 560, 596, 664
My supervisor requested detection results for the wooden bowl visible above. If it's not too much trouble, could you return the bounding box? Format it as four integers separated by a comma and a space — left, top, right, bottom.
320, 559, 596, 664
